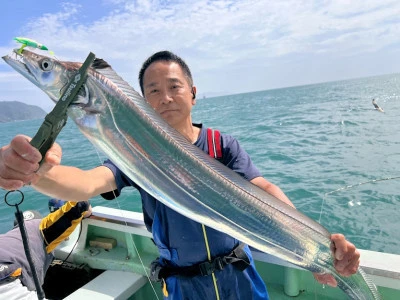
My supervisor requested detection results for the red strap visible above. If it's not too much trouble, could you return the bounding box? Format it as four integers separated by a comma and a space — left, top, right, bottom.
214, 130, 222, 159
207, 128, 222, 160
207, 128, 215, 158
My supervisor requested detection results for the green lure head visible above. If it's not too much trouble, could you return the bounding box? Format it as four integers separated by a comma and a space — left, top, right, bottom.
14, 37, 53, 55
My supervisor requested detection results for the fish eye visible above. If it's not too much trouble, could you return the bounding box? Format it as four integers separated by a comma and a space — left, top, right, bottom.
40, 59, 53, 71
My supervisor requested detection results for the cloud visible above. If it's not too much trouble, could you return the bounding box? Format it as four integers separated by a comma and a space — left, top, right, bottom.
19, 1, 399, 59
1, 0, 399, 108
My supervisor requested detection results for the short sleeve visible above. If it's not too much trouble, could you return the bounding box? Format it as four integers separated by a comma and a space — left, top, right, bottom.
101, 159, 139, 200
221, 135, 262, 181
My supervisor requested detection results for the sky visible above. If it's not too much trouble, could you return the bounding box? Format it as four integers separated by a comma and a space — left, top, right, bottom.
0, 0, 399, 110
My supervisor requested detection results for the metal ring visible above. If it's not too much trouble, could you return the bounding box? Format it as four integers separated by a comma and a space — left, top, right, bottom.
4, 190, 24, 207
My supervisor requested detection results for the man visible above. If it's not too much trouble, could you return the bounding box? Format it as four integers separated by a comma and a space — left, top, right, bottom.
0, 51, 359, 299
0, 201, 91, 300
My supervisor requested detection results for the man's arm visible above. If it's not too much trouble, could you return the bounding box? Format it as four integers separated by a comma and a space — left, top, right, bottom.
34, 165, 116, 201
250, 176, 295, 207
250, 176, 360, 287
0, 135, 116, 201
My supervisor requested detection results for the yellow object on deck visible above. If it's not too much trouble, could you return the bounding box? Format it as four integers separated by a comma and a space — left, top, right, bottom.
89, 237, 117, 250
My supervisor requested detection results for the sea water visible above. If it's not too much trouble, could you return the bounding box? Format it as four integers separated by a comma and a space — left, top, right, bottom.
1, 73, 399, 255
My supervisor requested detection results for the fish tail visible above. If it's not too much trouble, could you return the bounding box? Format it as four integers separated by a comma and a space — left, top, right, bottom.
336, 268, 382, 300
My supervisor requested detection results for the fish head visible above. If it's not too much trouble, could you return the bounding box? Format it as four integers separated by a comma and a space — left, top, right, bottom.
2, 49, 78, 103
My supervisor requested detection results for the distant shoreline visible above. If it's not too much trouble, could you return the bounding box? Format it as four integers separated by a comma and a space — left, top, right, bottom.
0, 100, 46, 123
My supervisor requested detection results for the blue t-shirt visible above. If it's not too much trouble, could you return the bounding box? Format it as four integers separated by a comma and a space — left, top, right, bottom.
102, 124, 268, 299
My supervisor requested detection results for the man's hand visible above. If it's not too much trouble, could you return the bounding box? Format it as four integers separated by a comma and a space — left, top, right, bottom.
0, 135, 61, 190
313, 234, 360, 287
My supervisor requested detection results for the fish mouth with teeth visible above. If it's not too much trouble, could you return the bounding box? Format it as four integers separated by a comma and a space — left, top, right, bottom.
3, 51, 37, 83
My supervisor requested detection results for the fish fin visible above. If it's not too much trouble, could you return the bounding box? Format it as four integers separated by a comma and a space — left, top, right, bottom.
92, 58, 143, 99
92, 58, 111, 69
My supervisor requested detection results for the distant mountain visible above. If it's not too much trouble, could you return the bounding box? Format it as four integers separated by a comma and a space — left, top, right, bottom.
0, 101, 46, 123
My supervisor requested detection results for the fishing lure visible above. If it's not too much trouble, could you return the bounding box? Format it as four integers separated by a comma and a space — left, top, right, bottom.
14, 37, 54, 55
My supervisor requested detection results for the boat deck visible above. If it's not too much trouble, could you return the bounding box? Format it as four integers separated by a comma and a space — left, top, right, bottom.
51, 206, 400, 300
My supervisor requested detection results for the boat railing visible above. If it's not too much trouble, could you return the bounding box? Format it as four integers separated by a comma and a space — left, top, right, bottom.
54, 206, 400, 296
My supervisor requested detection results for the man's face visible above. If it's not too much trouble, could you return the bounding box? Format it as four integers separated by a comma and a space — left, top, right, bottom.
143, 61, 195, 128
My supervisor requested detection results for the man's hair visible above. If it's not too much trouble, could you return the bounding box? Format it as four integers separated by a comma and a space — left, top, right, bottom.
138, 51, 193, 96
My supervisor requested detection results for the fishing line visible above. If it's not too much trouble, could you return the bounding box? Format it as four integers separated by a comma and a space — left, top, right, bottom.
62, 221, 83, 263
318, 176, 400, 223
324, 176, 400, 196
91, 146, 160, 300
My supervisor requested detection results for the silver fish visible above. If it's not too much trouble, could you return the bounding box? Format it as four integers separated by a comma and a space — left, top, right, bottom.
3, 49, 381, 299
